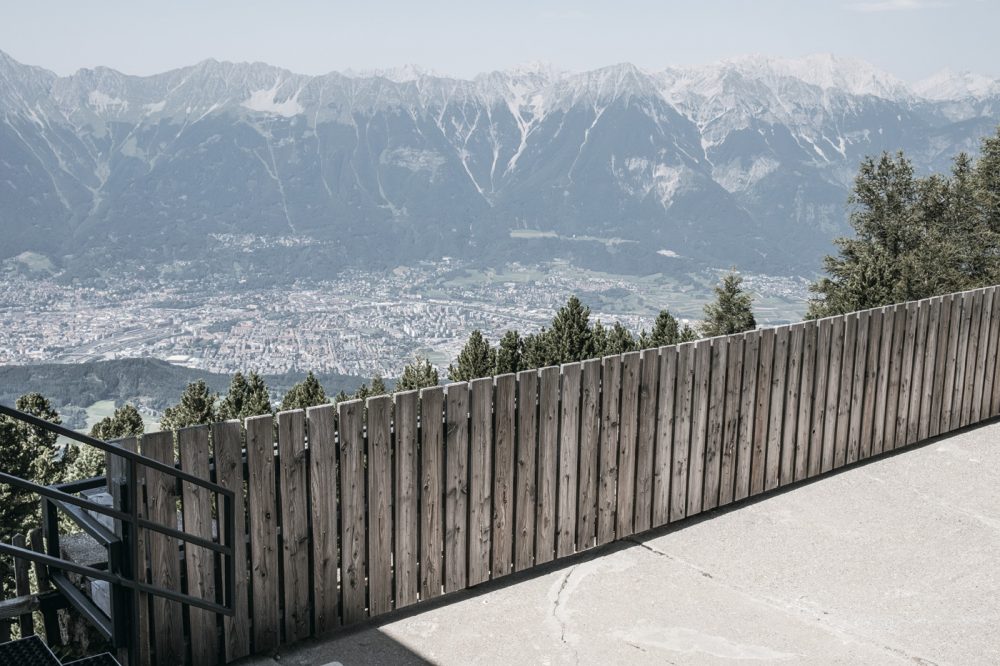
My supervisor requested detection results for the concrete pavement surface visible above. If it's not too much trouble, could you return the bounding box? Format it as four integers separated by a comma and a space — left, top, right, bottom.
243, 421, 1000, 665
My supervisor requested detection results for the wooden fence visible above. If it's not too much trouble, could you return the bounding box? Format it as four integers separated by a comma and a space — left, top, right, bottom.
109, 285, 1000, 665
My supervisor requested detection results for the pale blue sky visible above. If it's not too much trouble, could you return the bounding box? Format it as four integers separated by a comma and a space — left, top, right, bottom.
0, 0, 993, 80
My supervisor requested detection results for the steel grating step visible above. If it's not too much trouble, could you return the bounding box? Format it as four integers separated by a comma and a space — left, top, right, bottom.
64, 653, 121, 666
0, 635, 60, 666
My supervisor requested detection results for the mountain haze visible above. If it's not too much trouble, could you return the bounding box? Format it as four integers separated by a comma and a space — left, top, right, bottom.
2, 50, 999, 277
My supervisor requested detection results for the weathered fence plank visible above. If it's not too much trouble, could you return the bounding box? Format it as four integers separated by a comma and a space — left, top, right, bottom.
12, 534, 32, 637
598, 356, 622, 541
894, 302, 917, 450
704, 339, 727, 509
918, 298, 942, 442
635, 348, 660, 527
941, 294, 963, 433
847, 311, 870, 464
688, 341, 712, 513
796, 321, 817, 478
366, 396, 394, 615
178, 425, 218, 664
809, 318, 831, 475
143, 430, 184, 664
536, 367, 560, 562
493, 374, 516, 576
766, 327, 789, 490
653, 348, 677, 522
822, 316, 845, 472
671, 343, 695, 519
971, 288, 994, 423
735, 332, 759, 501
860, 308, 883, 460
907, 301, 929, 446
720, 336, 744, 503
781, 325, 803, 485
577, 359, 602, 547
337, 401, 367, 624
444, 384, 469, 593
278, 410, 310, 641
557, 364, 581, 557
961, 290, 985, 428
617, 351, 642, 532
514, 371, 538, 570
468, 378, 493, 585
985, 289, 1000, 417
420, 387, 445, 598
304, 406, 339, 635
751, 329, 775, 494
834, 314, 857, 468
931, 295, 954, 437
873, 306, 896, 455
394, 391, 419, 606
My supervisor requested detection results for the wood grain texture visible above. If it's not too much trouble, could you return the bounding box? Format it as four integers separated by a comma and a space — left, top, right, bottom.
278, 410, 311, 641
110, 437, 150, 666
653, 348, 677, 523
766, 327, 789, 490
493, 374, 516, 575
735, 332, 759, 501
885, 304, 907, 450
557, 364, 581, 556
468, 378, 493, 585
781, 325, 803, 485
635, 348, 660, 528
536, 367, 560, 563
961, 290, 984, 428
577, 359, 602, 548
941, 294, 963, 433
394, 391, 419, 606
984, 289, 1000, 417
419, 387, 445, 598
514, 371, 538, 570
907, 301, 929, 446
931, 295, 954, 437
142, 430, 184, 665
178, 425, 218, 664
873, 306, 895, 455
671, 344, 696, 518
848, 311, 870, 464
687, 341, 712, 514
616, 351, 642, 533
751, 329, 774, 495
860, 308, 883, 460
366, 396, 394, 615
834, 314, 857, 468
822, 316, 845, 472
719, 337, 744, 503
444, 384, 469, 593
336, 402, 367, 624
918, 298, 942, 442
971, 288, 994, 423
597, 357, 621, 542
796, 321, 818, 479
893, 302, 917, 450
809, 319, 831, 476
951, 293, 974, 431
703, 339, 727, 508
304, 406, 339, 635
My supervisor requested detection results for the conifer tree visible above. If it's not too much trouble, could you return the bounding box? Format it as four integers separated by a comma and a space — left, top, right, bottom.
647, 309, 682, 347
547, 295, 594, 363
280, 371, 327, 411
591, 320, 608, 357
161, 380, 218, 430
72, 403, 146, 480
521, 330, 553, 369
396, 357, 439, 392
449, 330, 497, 381
494, 330, 524, 375
701, 272, 757, 337
604, 321, 637, 355
218, 371, 272, 421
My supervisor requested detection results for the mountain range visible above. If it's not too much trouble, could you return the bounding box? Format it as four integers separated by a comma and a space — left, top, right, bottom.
2, 50, 999, 278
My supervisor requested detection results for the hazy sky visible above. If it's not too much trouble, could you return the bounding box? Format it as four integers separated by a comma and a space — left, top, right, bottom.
1, 0, 994, 81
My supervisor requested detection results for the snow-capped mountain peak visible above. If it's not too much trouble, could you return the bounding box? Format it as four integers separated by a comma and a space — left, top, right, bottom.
914, 68, 1000, 101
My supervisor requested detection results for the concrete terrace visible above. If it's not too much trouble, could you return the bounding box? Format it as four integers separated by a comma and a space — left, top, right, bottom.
245, 420, 1000, 666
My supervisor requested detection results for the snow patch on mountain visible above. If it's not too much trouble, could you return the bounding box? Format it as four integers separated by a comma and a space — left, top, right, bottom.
611, 156, 684, 209
914, 69, 1000, 100
242, 86, 303, 117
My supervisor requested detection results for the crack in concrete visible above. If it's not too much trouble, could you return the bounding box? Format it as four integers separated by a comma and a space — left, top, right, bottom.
551, 565, 581, 664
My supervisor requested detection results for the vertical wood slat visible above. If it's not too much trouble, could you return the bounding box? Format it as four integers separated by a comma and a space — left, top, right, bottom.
971, 288, 994, 423
616, 352, 642, 534
860, 308, 884, 460
597, 357, 621, 542
822, 316, 845, 473
687, 341, 712, 514
834, 314, 857, 468
557, 364, 581, 557
177, 425, 218, 664
366, 396, 393, 615
719, 336, 744, 504
931, 295, 954, 437
536, 367, 560, 561
444, 384, 469, 593
703, 339, 727, 509
653, 348, 677, 523
961, 290, 985, 428
492, 374, 516, 576
873, 306, 896, 455
798, 320, 822, 473
420, 387, 445, 598
304, 406, 339, 636
577, 359, 601, 548
336, 402, 367, 624
907, 301, 930, 446
918, 298, 943, 442
278, 410, 310, 641
953, 291, 975, 429
12, 534, 32, 637
735, 332, 759, 500
394, 391, 419, 607
809, 319, 831, 475
142, 430, 184, 665
28, 528, 59, 647
514, 371, 538, 570
468, 379, 493, 585
985, 289, 1000, 417
671, 343, 696, 518
941, 294, 963, 433
894, 302, 917, 450
751, 329, 774, 494
766, 327, 789, 490
781, 325, 803, 485
246, 415, 281, 645
635, 348, 660, 528
885, 304, 908, 449
848, 311, 870, 464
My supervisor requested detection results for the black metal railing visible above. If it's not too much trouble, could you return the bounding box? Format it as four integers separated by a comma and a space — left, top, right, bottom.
0, 404, 236, 663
